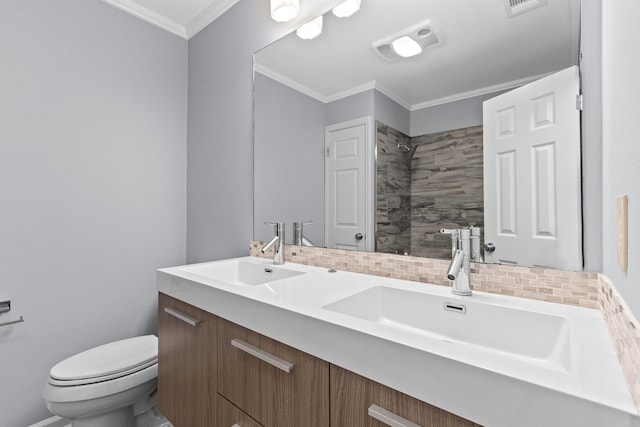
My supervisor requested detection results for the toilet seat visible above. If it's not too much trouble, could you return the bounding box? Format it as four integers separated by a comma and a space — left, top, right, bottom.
43, 336, 158, 404
49, 335, 157, 387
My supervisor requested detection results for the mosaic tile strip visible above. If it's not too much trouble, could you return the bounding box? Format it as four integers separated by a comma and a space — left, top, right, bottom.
599, 274, 640, 410
250, 241, 598, 309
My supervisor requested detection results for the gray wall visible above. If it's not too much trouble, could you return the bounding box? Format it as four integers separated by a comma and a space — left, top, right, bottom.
326, 89, 375, 125
187, 0, 343, 263
374, 91, 410, 136
410, 91, 508, 136
254, 73, 325, 245
0, 1, 187, 425
601, 0, 640, 315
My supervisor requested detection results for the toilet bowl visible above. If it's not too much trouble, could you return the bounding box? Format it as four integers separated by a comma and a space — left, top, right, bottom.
43, 335, 159, 427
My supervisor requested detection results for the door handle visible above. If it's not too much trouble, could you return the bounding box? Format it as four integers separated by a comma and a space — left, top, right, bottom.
164, 307, 201, 327
368, 404, 422, 427
355, 233, 363, 241
231, 338, 294, 373
483, 242, 496, 252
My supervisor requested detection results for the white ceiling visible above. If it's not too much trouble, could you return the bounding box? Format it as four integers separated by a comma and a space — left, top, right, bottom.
255, 0, 581, 109
101, 0, 580, 109
100, 0, 241, 39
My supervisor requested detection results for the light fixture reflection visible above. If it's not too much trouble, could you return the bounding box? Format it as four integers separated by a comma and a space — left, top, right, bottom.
332, 0, 361, 18
270, 0, 299, 22
296, 15, 323, 40
391, 36, 423, 58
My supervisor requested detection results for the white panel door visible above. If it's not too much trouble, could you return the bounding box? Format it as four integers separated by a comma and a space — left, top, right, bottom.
483, 66, 582, 270
325, 118, 371, 251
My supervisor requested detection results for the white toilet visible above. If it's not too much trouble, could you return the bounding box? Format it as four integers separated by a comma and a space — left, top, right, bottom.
43, 335, 162, 427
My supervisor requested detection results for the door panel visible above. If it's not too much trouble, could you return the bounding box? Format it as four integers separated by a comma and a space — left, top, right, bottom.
325, 119, 370, 251
483, 66, 582, 270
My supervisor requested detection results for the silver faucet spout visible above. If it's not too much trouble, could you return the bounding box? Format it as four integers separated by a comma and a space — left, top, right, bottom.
448, 249, 471, 296
446, 249, 464, 280
441, 227, 473, 296
262, 222, 285, 265
261, 235, 279, 254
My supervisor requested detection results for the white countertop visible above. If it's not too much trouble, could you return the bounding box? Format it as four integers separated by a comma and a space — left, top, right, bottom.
158, 256, 639, 427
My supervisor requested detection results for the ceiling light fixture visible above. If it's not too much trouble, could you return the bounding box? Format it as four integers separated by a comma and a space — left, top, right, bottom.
373, 20, 440, 61
270, 0, 299, 22
391, 36, 422, 58
332, 0, 361, 18
296, 15, 323, 40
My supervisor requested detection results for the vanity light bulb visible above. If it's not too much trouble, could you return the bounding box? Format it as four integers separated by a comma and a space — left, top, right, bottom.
391, 36, 423, 58
270, 0, 299, 22
332, 0, 361, 18
296, 15, 323, 40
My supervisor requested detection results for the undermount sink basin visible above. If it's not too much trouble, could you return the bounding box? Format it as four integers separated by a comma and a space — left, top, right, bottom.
179, 259, 305, 286
323, 286, 570, 368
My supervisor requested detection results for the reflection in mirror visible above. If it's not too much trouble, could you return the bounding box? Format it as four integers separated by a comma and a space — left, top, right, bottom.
254, 0, 580, 265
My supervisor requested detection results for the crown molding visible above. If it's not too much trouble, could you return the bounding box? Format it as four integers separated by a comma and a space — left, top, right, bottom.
324, 81, 377, 103
410, 72, 554, 111
186, 0, 242, 39
254, 63, 329, 103
256, 63, 553, 112
101, 0, 187, 38
255, 64, 383, 105
373, 82, 412, 110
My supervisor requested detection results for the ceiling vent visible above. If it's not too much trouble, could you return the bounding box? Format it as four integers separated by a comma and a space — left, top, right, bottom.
504, 0, 547, 17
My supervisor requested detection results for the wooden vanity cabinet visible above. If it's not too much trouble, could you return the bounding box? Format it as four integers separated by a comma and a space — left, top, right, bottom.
158, 293, 480, 427
217, 394, 264, 427
217, 317, 330, 427
330, 365, 482, 427
158, 293, 216, 427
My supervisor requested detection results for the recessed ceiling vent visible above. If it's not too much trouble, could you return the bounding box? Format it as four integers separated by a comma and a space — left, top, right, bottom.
504, 0, 547, 17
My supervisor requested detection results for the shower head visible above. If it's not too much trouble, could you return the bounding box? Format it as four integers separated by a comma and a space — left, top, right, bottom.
397, 142, 411, 151
397, 142, 417, 159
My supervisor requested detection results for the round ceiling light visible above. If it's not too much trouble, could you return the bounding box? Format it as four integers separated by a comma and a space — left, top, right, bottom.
270, 0, 299, 22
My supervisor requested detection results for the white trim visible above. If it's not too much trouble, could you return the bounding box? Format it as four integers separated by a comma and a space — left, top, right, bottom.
324, 116, 375, 252
254, 64, 328, 103
410, 72, 555, 110
255, 62, 554, 112
100, 0, 187, 38
29, 416, 69, 427
324, 81, 377, 103
186, 0, 242, 39
373, 82, 412, 110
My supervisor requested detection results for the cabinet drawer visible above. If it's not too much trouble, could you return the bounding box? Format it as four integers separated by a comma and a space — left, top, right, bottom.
330, 365, 482, 427
158, 293, 216, 427
218, 318, 329, 427
217, 394, 263, 427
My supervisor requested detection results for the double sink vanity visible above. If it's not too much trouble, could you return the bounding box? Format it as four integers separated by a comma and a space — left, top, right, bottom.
157, 255, 638, 427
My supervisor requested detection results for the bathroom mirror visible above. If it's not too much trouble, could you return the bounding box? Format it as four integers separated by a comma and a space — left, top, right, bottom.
253, 0, 580, 264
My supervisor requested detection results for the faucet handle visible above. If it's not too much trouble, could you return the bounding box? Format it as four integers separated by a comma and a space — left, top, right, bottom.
440, 228, 459, 237
264, 222, 284, 234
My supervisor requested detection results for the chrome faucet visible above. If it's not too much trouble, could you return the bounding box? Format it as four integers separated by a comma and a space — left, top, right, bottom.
293, 221, 314, 247
441, 226, 482, 296
261, 222, 285, 265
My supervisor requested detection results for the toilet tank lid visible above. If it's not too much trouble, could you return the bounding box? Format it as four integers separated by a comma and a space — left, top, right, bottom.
50, 335, 158, 381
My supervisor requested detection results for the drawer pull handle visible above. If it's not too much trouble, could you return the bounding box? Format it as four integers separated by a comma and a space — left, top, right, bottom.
164, 307, 201, 327
368, 404, 422, 427
231, 338, 294, 373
